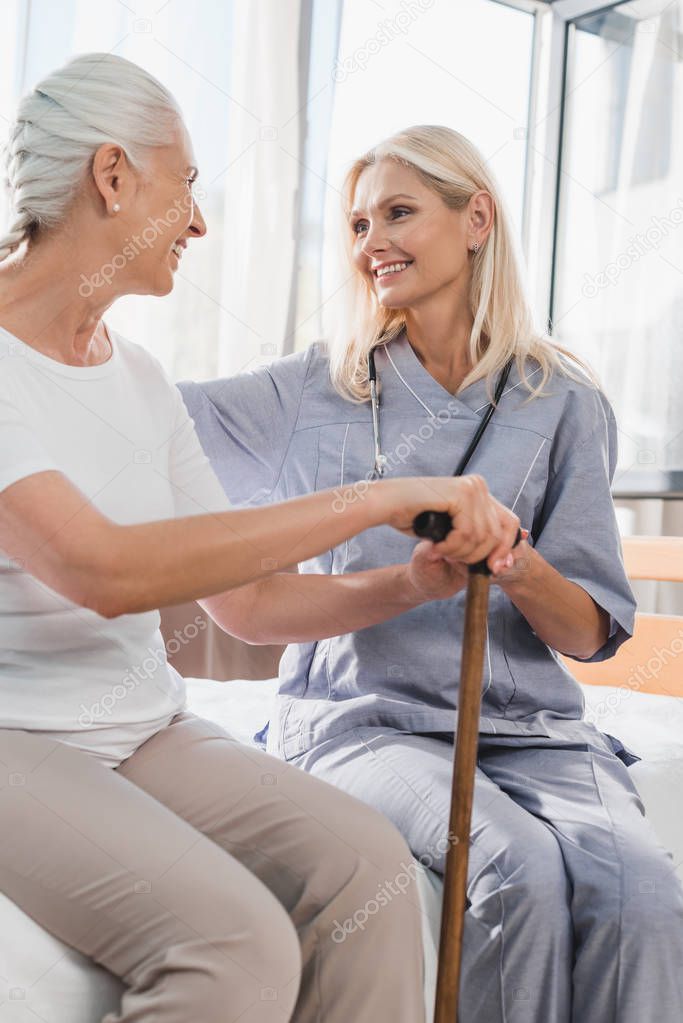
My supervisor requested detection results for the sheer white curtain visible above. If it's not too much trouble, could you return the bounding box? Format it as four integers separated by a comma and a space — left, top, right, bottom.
216, 0, 303, 376
0, 1, 27, 242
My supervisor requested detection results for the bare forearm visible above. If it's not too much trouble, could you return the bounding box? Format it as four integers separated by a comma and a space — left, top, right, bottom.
207, 564, 424, 644
94, 487, 388, 616
498, 544, 610, 659
5, 469, 517, 621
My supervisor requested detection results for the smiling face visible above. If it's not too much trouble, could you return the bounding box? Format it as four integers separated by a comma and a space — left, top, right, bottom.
129, 122, 207, 296
90, 121, 207, 298
350, 158, 477, 311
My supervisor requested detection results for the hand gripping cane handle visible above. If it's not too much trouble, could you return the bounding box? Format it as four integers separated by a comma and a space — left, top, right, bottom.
413, 510, 523, 565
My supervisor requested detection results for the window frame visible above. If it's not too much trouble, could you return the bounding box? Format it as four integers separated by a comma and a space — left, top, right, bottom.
536, 0, 674, 497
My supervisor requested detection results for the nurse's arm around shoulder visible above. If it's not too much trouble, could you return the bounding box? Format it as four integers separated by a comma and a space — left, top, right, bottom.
0, 470, 518, 621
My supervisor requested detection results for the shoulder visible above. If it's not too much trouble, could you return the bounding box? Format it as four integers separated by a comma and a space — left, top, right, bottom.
179, 341, 331, 419
507, 353, 614, 443
545, 355, 615, 444
108, 328, 172, 384
109, 329, 186, 421
0, 335, 23, 402
522, 355, 617, 479
263, 340, 327, 389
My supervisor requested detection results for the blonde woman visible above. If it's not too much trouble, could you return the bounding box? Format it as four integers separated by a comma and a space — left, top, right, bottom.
0, 62, 524, 1023
181, 125, 683, 1021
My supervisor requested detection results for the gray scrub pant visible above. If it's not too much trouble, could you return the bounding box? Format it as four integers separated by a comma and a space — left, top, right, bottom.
0, 711, 425, 1023
292, 725, 683, 1023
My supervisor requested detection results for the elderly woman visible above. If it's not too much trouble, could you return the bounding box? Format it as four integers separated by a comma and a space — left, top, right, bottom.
181, 125, 683, 1021
0, 57, 520, 1023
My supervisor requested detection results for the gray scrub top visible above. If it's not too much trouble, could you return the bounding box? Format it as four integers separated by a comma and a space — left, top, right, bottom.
178, 332, 636, 762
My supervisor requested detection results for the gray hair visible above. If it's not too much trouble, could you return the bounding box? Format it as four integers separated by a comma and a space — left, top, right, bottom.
0, 52, 182, 261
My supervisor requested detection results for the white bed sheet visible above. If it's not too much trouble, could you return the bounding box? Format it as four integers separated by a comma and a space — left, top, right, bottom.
2, 677, 682, 1022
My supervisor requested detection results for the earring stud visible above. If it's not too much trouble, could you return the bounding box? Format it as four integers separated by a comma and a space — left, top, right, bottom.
112, 202, 121, 213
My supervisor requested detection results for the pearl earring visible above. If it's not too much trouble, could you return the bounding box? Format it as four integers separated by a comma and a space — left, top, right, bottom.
112, 203, 121, 214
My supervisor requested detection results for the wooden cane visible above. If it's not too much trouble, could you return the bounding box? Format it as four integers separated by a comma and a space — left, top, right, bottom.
434, 563, 490, 1023
412, 511, 522, 1023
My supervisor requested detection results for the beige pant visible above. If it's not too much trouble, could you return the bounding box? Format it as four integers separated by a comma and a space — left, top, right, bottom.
0, 712, 425, 1022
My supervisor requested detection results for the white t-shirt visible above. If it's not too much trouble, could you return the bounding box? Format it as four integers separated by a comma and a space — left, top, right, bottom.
0, 325, 231, 767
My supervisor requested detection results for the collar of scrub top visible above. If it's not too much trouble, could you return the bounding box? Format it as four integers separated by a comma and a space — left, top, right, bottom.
367, 343, 514, 479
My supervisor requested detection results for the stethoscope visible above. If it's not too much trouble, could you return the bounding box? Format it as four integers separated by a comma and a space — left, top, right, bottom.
367, 345, 514, 480
367, 345, 516, 542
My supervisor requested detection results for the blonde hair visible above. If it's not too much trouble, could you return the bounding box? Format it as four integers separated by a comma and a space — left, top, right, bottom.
0, 53, 182, 261
328, 124, 596, 403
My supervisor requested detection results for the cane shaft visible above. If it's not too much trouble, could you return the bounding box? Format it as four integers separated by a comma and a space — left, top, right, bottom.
434, 572, 491, 1023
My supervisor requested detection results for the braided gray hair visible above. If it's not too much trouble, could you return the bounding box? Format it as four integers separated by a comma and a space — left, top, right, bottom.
0, 52, 183, 261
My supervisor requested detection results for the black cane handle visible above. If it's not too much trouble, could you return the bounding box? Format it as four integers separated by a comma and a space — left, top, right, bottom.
412, 511, 524, 575
413, 510, 455, 544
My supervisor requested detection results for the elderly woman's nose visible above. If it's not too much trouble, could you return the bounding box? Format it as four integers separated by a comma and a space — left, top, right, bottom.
189, 201, 207, 239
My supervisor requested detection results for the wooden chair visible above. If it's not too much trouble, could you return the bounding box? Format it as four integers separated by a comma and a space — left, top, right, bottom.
563, 536, 683, 698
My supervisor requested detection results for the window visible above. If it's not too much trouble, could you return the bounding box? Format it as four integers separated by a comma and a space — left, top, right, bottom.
552, 0, 683, 477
